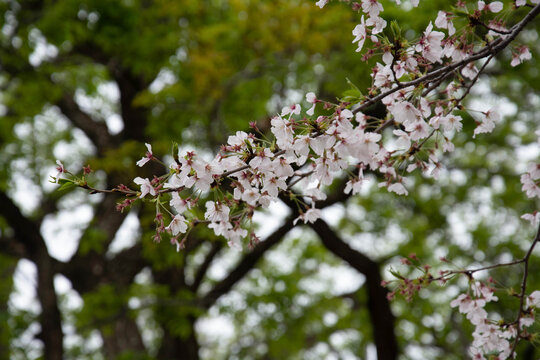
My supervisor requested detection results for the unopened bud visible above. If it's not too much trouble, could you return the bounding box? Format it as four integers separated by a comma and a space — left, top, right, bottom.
400, 258, 411, 265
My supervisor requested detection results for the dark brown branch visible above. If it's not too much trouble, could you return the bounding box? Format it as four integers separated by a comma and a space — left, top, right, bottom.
308, 219, 398, 360
200, 217, 296, 308
0, 234, 27, 258
318, 178, 351, 208
70, 41, 150, 143
106, 243, 148, 286
111, 67, 150, 142
56, 93, 116, 154
191, 242, 223, 292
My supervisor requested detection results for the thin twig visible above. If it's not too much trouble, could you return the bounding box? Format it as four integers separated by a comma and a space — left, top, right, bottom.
509, 221, 540, 356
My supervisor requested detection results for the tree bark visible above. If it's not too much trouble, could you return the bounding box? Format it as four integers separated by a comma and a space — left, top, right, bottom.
102, 316, 147, 359
157, 317, 200, 360
0, 192, 64, 360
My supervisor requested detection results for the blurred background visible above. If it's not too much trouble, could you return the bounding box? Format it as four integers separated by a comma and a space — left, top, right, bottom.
0, 0, 539, 359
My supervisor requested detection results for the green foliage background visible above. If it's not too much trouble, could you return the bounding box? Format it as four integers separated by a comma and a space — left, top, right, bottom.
0, 0, 539, 359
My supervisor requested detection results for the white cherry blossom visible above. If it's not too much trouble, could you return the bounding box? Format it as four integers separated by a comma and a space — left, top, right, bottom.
205, 201, 230, 223
478, 1, 503, 13
294, 206, 322, 225
134, 177, 156, 198
352, 17, 367, 53
306, 92, 318, 115
361, 0, 383, 18
55, 160, 65, 183
527, 291, 540, 308
511, 46, 532, 67
416, 22, 445, 63
435, 11, 455, 35
166, 215, 188, 235
136, 143, 153, 167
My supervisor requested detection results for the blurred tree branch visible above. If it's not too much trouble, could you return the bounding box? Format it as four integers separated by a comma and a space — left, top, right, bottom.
309, 218, 398, 360
0, 191, 63, 360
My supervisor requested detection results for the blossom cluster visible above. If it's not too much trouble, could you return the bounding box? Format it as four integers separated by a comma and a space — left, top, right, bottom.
122, 0, 540, 252
385, 254, 540, 360
451, 282, 540, 359
133, 89, 493, 251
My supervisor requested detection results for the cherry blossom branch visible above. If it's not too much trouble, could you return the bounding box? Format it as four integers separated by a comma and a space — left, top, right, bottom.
509, 220, 540, 356
437, 258, 524, 278
432, 221, 540, 282
80, 183, 138, 196
477, 21, 512, 35
387, 219, 540, 357
354, 3, 540, 115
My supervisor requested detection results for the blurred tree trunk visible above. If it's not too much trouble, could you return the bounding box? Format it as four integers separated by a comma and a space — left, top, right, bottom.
310, 219, 398, 360
157, 317, 200, 360
102, 317, 147, 358
0, 257, 16, 360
